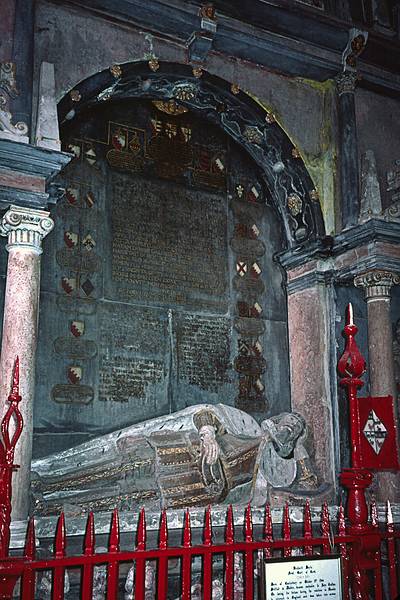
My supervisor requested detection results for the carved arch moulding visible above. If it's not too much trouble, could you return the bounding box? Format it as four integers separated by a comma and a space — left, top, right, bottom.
57, 61, 326, 249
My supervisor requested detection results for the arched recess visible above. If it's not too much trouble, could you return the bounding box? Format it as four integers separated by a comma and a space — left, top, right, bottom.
58, 62, 325, 247
32, 62, 327, 457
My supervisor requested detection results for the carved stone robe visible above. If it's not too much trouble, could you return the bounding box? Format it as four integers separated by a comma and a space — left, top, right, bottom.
31, 404, 297, 515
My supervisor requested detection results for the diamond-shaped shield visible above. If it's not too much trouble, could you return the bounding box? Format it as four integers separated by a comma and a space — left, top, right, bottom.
363, 409, 388, 455
82, 234, 96, 250
85, 147, 96, 165
81, 278, 94, 297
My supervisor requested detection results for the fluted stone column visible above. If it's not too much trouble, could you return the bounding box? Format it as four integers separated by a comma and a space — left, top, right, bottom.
0, 205, 54, 520
335, 71, 360, 230
354, 270, 400, 501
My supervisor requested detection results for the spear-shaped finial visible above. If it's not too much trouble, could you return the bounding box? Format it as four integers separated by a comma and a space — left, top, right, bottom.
338, 303, 366, 382
10, 357, 21, 403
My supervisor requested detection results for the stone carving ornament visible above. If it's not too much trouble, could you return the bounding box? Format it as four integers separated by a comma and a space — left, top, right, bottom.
0, 62, 29, 142
58, 65, 325, 248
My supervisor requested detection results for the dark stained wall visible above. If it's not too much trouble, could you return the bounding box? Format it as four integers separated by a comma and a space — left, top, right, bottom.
33, 99, 290, 457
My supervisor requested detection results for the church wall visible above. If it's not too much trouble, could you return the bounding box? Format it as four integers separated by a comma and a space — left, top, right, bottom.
356, 88, 400, 210
0, 0, 16, 62
32, 97, 292, 457
27, 0, 343, 460
33, 0, 337, 232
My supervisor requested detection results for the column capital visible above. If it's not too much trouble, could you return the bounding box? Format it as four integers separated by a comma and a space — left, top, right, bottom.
354, 269, 400, 300
335, 71, 358, 96
0, 205, 54, 254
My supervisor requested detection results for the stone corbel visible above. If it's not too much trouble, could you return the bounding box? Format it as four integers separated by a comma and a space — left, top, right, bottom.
341, 27, 368, 72
0, 63, 29, 144
187, 3, 217, 69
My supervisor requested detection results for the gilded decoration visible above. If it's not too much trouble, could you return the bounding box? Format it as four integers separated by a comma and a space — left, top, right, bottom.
243, 126, 263, 145
265, 112, 276, 124
148, 58, 160, 72
199, 2, 216, 20
287, 193, 303, 216
173, 84, 197, 101
70, 89, 82, 102
110, 64, 122, 78
192, 66, 203, 78
152, 100, 189, 116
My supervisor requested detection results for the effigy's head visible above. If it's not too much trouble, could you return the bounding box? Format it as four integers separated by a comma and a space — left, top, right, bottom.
261, 412, 306, 444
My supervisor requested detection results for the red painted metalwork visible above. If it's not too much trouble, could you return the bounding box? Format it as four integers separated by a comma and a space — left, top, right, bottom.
224, 504, 234, 600
135, 507, 146, 600
0, 501, 397, 599
337, 304, 367, 470
202, 506, 212, 600
303, 499, 313, 556
386, 501, 399, 599
0, 358, 22, 559
244, 504, 254, 600
181, 509, 192, 600
82, 511, 95, 598
321, 502, 331, 555
282, 502, 291, 558
157, 509, 168, 600
338, 303, 399, 599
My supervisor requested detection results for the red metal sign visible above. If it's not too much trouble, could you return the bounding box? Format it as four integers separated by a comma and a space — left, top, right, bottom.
356, 395, 400, 470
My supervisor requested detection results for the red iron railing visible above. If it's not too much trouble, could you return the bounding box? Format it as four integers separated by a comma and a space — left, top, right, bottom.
0, 500, 399, 599
0, 309, 399, 598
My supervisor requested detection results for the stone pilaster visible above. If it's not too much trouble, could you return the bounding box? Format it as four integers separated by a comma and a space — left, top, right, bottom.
335, 71, 360, 231
0, 205, 54, 520
285, 260, 337, 494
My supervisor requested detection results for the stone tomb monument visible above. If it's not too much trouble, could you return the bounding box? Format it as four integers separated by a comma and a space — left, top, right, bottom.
31, 403, 323, 516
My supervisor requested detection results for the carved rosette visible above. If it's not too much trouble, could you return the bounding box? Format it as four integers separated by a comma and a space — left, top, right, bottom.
354, 270, 400, 300
335, 71, 358, 96
0, 205, 54, 255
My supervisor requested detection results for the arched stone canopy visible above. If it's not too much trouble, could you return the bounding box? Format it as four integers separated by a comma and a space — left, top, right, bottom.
58, 61, 325, 248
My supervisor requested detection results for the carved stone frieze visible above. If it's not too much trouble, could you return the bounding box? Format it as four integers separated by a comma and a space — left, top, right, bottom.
354, 270, 400, 300
0, 63, 29, 143
0, 205, 54, 254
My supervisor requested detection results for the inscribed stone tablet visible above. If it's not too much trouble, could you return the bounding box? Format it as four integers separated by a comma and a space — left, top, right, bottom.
110, 176, 228, 311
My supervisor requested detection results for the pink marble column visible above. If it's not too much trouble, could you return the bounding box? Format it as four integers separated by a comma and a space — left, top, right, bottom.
287, 283, 336, 490
0, 205, 54, 520
354, 270, 400, 501
354, 271, 399, 399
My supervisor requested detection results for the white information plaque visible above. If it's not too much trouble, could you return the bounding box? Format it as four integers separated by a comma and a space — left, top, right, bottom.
262, 555, 343, 600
